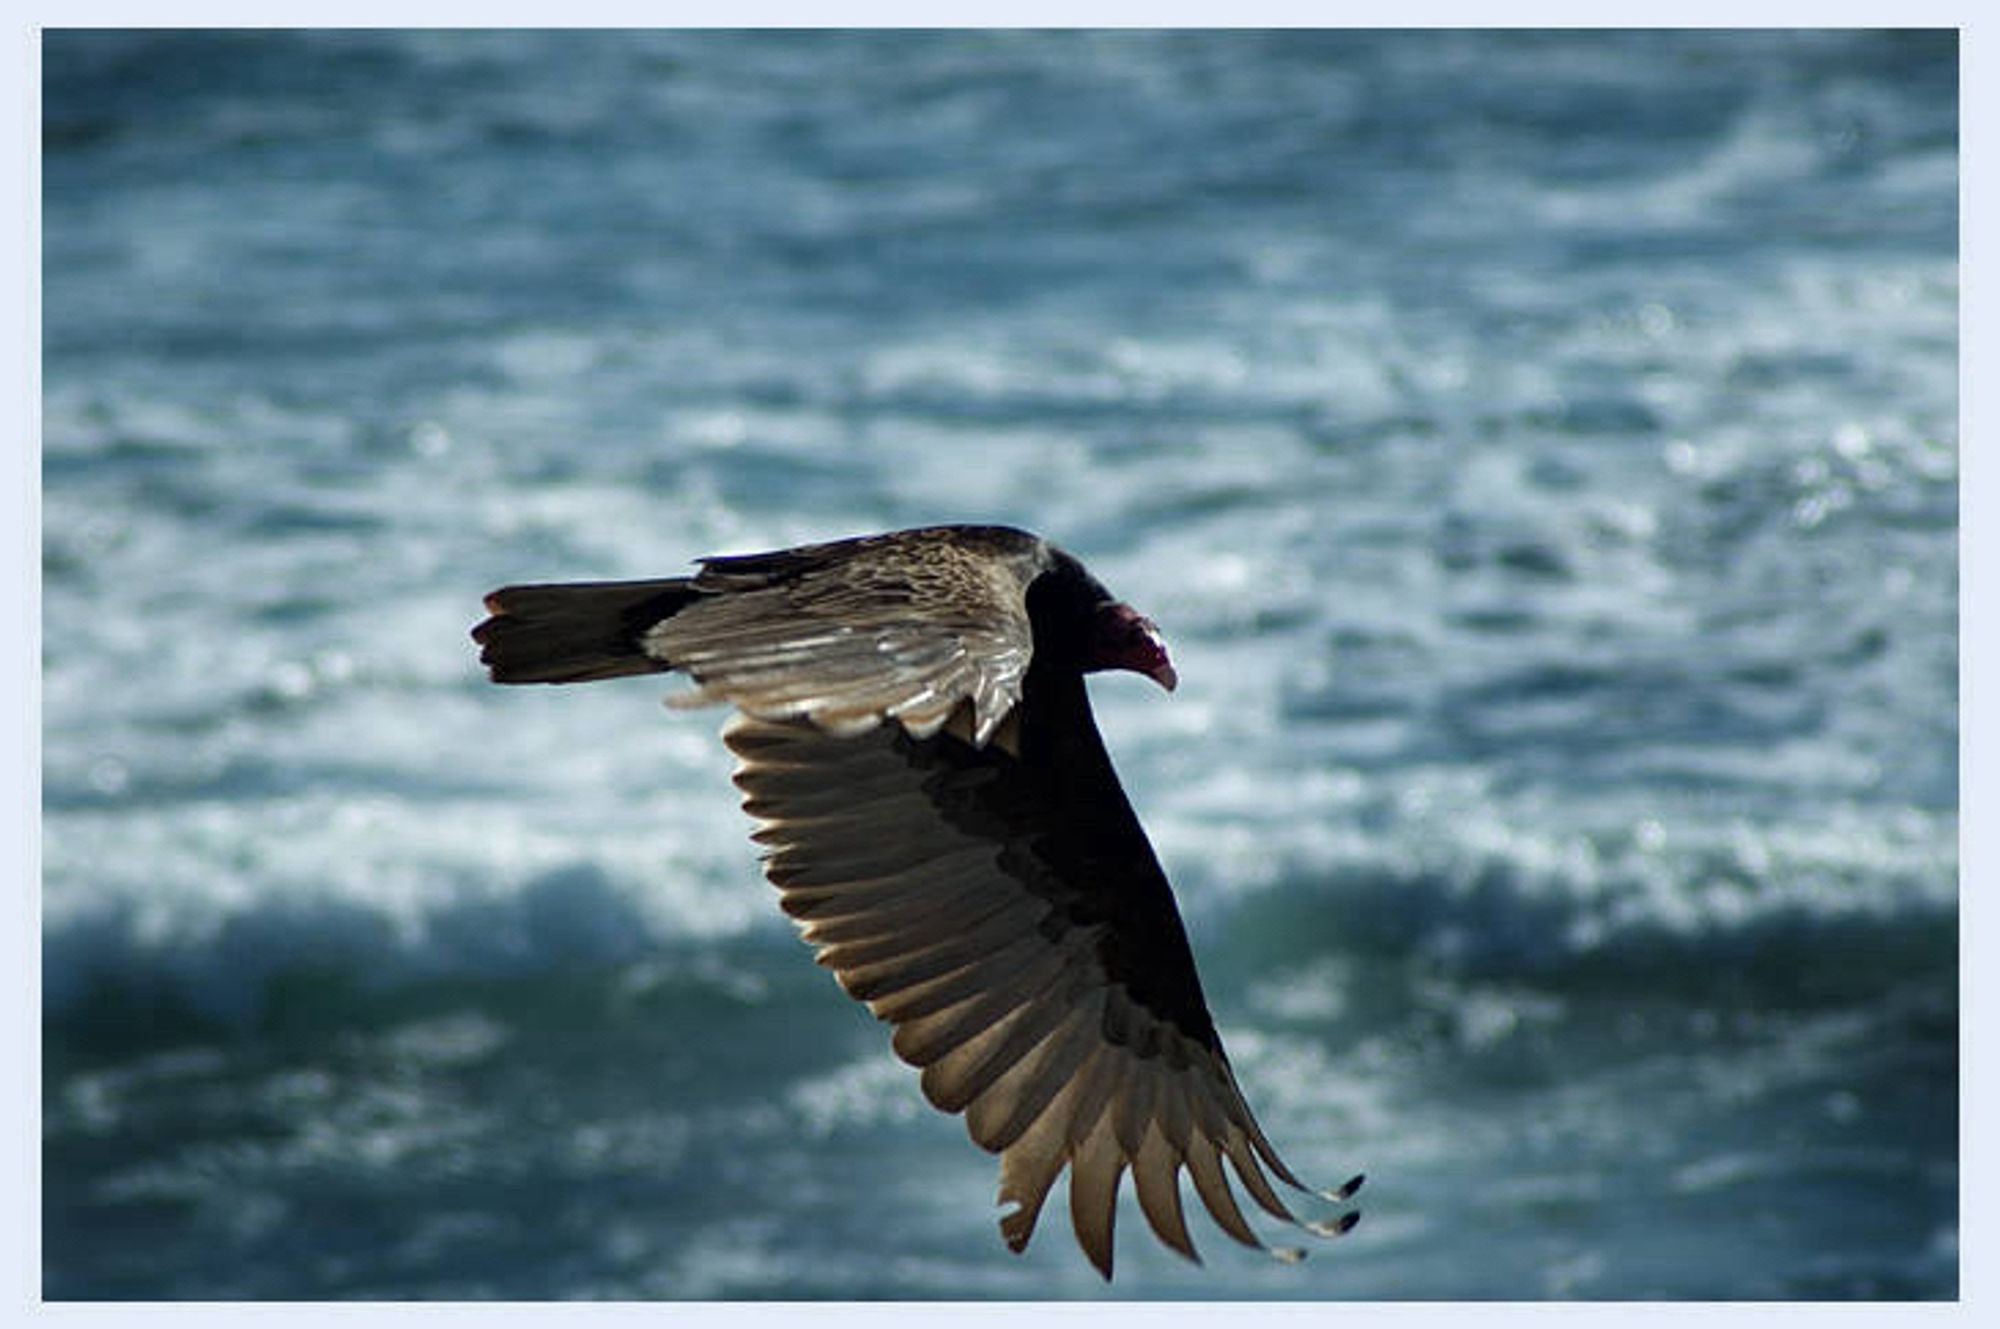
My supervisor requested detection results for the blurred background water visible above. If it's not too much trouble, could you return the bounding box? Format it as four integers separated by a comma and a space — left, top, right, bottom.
40, 29, 1957, 1299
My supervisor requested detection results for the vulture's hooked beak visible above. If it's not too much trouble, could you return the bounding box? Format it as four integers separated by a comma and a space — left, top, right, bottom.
1094, 602, 1178, 692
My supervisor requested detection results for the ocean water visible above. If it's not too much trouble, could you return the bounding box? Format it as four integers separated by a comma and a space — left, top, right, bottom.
40, 29, 1957, 1300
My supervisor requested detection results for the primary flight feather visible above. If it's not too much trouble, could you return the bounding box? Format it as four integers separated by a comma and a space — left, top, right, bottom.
472, 523, 1361, 1279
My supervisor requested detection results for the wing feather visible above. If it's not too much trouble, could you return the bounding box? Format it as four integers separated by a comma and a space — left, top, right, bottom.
1225, 1130, 1299, 1225
996, 1078, 1075, 1253
1132, 1123, 1200, 1263
1068, 1112, 1127, 1280
1185, 1136, 1264, 1250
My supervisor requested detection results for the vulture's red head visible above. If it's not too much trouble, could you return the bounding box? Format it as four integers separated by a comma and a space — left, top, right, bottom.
1087, 602, 1178, 692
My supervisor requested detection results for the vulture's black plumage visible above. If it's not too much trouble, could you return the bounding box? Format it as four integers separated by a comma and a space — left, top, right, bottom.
472, 523, 1361, 1278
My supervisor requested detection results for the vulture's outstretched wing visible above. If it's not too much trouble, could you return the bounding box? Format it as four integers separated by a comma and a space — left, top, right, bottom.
725, 674, 1356, 1279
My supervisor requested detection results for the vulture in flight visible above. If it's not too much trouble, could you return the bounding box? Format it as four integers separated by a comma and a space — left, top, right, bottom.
472, 524, 1361, 1278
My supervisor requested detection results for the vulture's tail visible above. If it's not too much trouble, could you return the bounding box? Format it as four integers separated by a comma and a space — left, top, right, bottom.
473, 578, 700, 684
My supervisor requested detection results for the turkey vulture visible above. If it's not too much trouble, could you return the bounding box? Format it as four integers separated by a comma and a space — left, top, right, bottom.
471, 524, 1362, 1278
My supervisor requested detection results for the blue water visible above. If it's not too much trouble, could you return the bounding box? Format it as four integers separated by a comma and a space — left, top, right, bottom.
41, 30, 1957, 1300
